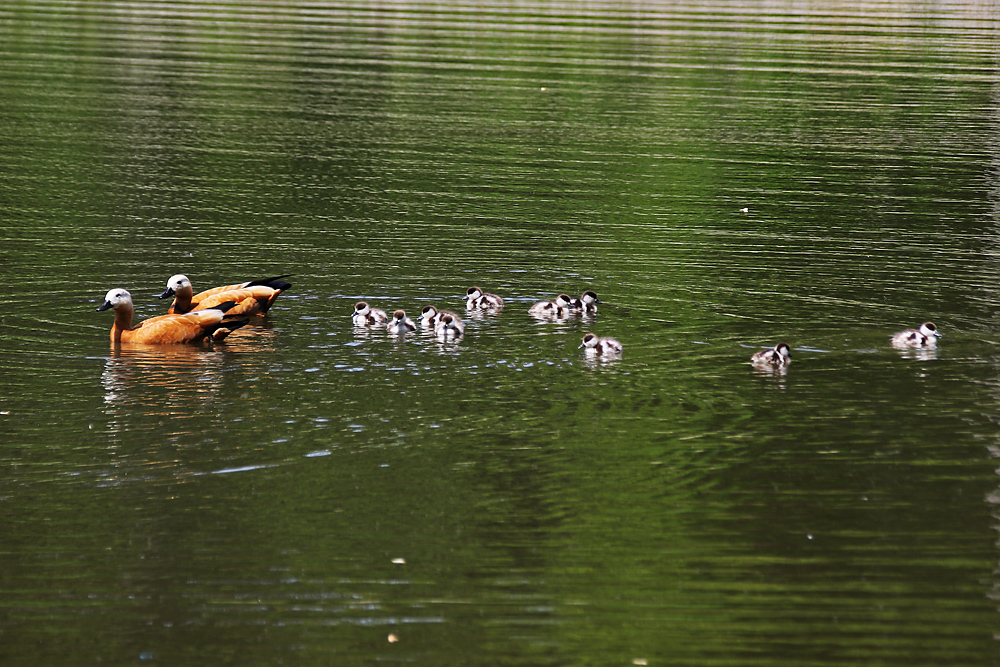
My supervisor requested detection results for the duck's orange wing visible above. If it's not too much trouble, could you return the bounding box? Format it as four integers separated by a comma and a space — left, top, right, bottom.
192, 284, 288, 316
191, 287, 271, 316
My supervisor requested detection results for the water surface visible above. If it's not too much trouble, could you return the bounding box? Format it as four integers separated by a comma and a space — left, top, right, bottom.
2, 1, 1000, 665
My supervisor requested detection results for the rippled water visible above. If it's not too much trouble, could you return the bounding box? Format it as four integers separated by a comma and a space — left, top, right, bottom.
2, 1, 1000, 665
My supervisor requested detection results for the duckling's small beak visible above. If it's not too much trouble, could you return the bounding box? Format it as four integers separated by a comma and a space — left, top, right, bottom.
96, 300, 112, 312
157, 287, 175, 299
595, 298, 603, 304
934, 331, 943, 338
578, 342, 586, 349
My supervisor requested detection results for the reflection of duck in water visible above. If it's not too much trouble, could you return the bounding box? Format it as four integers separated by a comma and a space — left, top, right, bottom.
101, 344, 228, 407
891, 322, 941, 349
159, 274, 291, 316
750, 342, 792, 369
353, 301, 388, 326
529, 294, 573, 319
465, 286, 504, 311
97, 289, 248, 344
579, 333, 622, 356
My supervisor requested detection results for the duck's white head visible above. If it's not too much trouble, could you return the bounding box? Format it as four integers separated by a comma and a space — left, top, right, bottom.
775, 342, 792, 358
466, 287, 483, 299
159, 274, 191, 299
579, 333, 599, 349
556, 294, 573, 308
581, 290, 600, 304
421, 305, 438, 320
392, 309, 407, 322
919, 322, 941, 338
354, 301, 371, 316
97, 288, 133, 312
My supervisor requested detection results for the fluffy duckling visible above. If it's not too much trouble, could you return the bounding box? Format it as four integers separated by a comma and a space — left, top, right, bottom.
353, 301, 388, 326
891, 322, 941, 348
579, 333, 623, 355
434, 312, 465, 339
569, 290, 601, 314
387, 309, 417, 334
419, 305, 461, 328
465, 286, 504, 310
529, 294, 574, 318
98, 288, 248, 344
750, 342, 792, 368
159, 274, 291, 316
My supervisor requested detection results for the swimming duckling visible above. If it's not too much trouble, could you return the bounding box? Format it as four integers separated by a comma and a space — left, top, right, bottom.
419, 305, 461, 328
750, 342, 792, 368
529, 294, 574, 318
569, 290, 601, 314
891, 321, 941, 348
579, 333, 623, 355
435, 312, 465, 339
465, 286, 504, 310
419, 305, 440, 327
98, 288, 248, 344
353, 301, 388, 326
387, 309, 417, 334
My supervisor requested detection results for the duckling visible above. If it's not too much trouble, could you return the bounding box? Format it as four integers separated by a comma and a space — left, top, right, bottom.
387, 310, 417, 334
435, 312, 465, 339
569, 290, 601, 314
750, 342, 792, 368
529, 294, 574, 318
159, 273, 291, 315
419, 305, 441, 327
353, 301, 388, 326
419, 305, 461, 328
579, 333, 623, 355
891, 321, 941, 348
465, 286, 504, 310
98, 288, 248, 344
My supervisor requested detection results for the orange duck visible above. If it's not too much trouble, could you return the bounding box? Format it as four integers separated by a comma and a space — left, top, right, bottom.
98, 288, 249, 344
158, 274, 291, 316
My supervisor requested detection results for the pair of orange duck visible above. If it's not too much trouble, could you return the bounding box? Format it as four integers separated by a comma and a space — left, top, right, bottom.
97, 274, 291, 344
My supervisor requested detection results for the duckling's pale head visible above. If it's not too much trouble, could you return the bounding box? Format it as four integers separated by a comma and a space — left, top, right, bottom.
467, 287, 483, 299
421, 305, 438, 319
97, 288, 133, 312
354, 301, 370, 315
392, 309, 407, 321
556, 294, 573, 308
579, 333, 598, 349
775, 342, 792, 357
920, 322, 942, 338
582, 290, 600, 304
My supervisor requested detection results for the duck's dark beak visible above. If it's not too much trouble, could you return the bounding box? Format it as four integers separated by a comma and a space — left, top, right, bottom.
157, 287, 175, 299
96, 301, 112, 312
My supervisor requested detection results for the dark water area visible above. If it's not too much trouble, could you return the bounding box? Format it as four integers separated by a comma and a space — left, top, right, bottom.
2, 1, 1000, 665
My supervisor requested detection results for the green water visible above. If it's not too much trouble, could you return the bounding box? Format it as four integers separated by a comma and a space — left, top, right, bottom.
2, 1, 1000, 665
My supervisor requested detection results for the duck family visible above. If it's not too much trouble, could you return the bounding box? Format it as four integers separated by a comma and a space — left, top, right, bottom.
96, 276, 944, 367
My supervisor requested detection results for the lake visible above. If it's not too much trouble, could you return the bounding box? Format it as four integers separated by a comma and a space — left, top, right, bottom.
2, 1, 1000, 664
